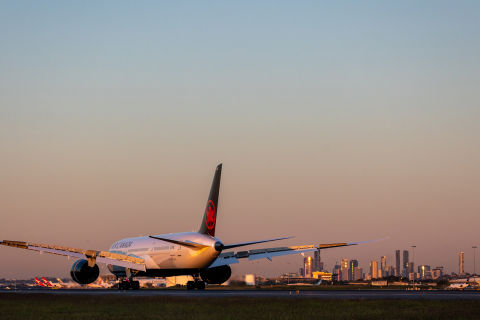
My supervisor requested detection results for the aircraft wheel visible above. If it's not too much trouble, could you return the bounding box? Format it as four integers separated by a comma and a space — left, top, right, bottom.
195, 281, 205, 290
186, 281, 195, 290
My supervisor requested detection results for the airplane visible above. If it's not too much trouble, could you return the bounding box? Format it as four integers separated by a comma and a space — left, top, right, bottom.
54, 277, 80, 289
41, 277, 70, 289
447, 283, 469, 290
1, 164, 376, 290
31, 277, 64, 289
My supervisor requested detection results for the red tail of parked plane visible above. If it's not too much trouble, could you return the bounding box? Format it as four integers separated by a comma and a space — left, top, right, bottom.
34, 277, 46, 287
41, 277, 53, 287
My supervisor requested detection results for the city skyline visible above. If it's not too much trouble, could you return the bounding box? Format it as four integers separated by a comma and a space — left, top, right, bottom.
293, 248, 477, 282
1, 1, 479, 278
307, 247, 478, 280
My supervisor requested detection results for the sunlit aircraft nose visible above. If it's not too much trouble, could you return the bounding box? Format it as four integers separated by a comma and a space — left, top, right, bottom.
214, 241, 224, 252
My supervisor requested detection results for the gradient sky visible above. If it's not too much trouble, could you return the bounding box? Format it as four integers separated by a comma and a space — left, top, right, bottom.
1, 1, 479, 279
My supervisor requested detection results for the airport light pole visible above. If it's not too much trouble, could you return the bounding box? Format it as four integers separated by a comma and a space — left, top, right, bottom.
473, 246, 477, 277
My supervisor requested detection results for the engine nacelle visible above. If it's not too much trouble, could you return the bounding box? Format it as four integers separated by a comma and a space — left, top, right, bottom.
200, 265, 231, 284
70, 259, 100, 285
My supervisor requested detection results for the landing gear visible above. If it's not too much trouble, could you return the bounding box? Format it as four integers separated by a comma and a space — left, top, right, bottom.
118, 280, 128, 290
195, 280, 205, 290
131, 280, 140, 290
186, 280, 206, 290
118, 278, 140, 290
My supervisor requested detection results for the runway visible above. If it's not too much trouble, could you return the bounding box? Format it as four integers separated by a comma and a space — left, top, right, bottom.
4, 289, 480, 300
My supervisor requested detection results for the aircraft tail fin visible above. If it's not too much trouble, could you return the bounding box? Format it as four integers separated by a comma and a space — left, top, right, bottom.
41, 277, 53, 287
34, 277, 46, 287
198, 164, 222, 237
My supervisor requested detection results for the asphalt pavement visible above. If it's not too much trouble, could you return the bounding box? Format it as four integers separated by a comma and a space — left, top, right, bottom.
3, 289, 480, 300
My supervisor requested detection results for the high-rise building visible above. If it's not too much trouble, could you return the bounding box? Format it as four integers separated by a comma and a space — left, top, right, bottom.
349, 260, 359, 281
409, 272, 416, 281
370, 260, 378, 279
403, 250, 409, 276
304, 256, 313, 278
333, 263, 341, 281
395, 250, 401, 276
418, 265, 431, 279
381, 256, 387, 273
313, 249, 323, 272
340, 258, 349, 281
459, 251, 465, 275
352, 267, 363, 281
432, 266, 444, 279
384, 265, 392, 277
299, 268, 305, 277
409, 262, 415, 274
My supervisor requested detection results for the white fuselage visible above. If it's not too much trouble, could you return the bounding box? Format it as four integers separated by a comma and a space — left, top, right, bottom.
107, 232, 221, 276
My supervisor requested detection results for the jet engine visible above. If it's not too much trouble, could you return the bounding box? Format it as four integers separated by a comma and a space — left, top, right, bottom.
70, 259, 100, 284
200, 265, 231, 284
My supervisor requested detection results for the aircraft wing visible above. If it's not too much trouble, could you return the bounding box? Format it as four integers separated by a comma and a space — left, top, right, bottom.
0, 240, 146, 272
208, 240, 379, 268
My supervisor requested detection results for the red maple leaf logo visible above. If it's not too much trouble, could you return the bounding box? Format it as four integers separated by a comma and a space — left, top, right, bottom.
206, 200, 216, 231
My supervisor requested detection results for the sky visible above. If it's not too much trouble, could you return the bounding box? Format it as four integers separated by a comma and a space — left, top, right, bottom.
0, 1, 479, 279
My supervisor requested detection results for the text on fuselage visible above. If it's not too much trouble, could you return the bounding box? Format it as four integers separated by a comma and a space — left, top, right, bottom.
112, 241, 133, 249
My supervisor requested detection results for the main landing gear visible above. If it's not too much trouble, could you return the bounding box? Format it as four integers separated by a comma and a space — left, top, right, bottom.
187, 280, 206, 290
118, 278, 140, 290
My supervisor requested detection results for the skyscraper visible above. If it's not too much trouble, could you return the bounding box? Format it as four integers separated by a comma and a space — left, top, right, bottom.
353, 267, 363, 281
349, 259, 359, 281
370, 260, 378, 279
432, 266, 444, 279
333, 263, 341, 281
395, 250, 401, 276
340, 258, 349, 281
384, 265, 392, 277
313, 249, 323, 272
459, 251, 465, 275
304, 256, 313, 278
381, 256, 387, 273
418, 265, 431, 279
409, 262, 415, 274
403, 250, 409, 276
